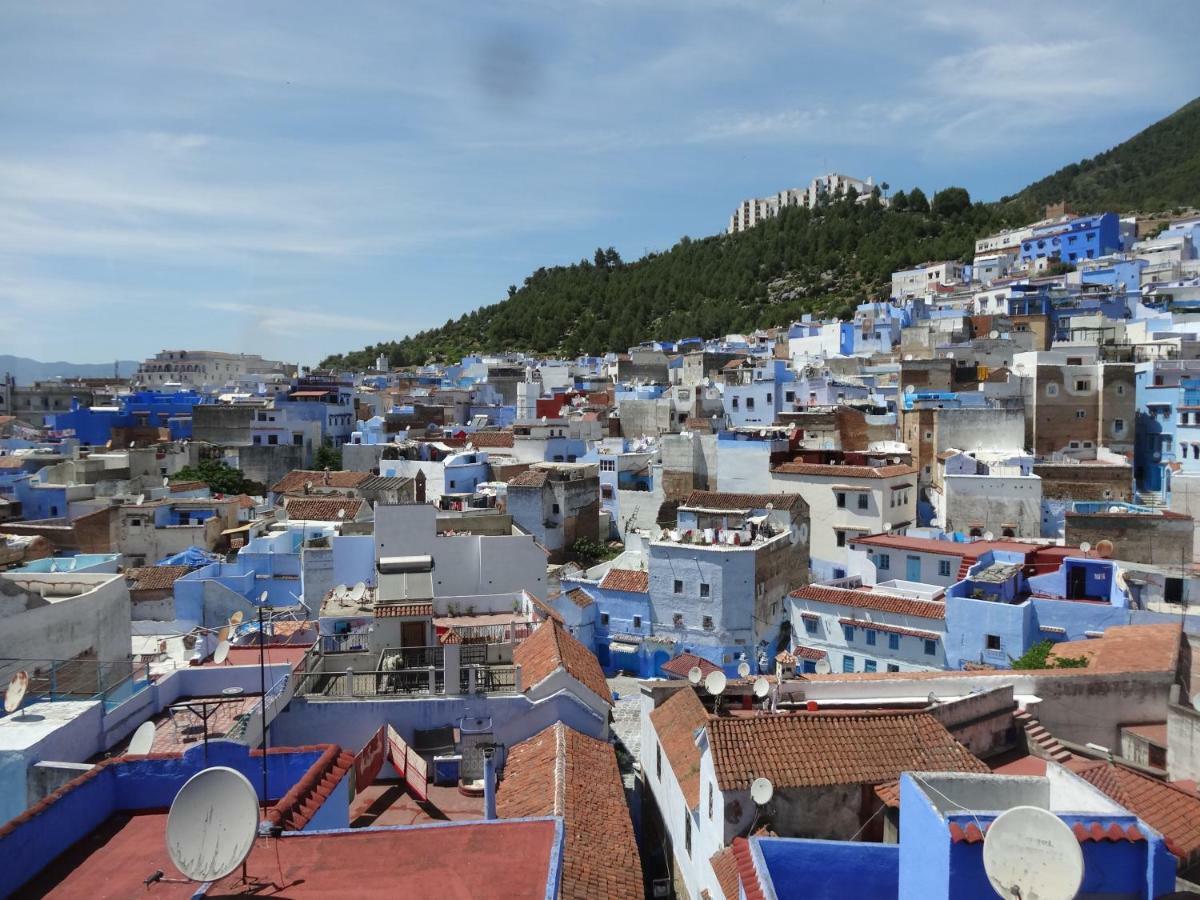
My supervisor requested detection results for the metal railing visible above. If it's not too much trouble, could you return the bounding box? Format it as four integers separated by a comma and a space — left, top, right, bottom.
0, 657, 151, 710
379, 645, 444, 670
295, 663, 517, 699
320, 632, 371, 654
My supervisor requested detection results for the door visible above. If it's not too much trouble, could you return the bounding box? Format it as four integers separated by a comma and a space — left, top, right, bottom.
906, 556, 921, 581
1067, 565, 1086, 599
401, 621, 426, 647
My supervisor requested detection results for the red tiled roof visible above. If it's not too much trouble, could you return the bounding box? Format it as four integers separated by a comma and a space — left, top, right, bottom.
496, 722, 643, 900
270, 469, 370, 494
168, 480, 207, 493
599, 568, 650, 593
1046, 624, 1181, 674
513, 618, 612, 706
789, 584, 946, 620
790, 645, 828, 661
874, 780, 900, 808
681, 490, 806, 513
648, 688, 708, 809
1072, 761, 1200, 862
772, 462, 916, 479
710, 846, 740, 900
467, 431, 515, 448
282, 496, 365, 521
731, 837, 766, 900
707, 710, 987, 790
948, 819, 1145, 845
508, 468, 550, 488
1122, 723, 1168, 746
564, 587, 594, 608
266, 744, 355, 831
838, 617, 941, 641
125, 565, 195, 592
660, 653, 721, 680
375, 602, 433, 618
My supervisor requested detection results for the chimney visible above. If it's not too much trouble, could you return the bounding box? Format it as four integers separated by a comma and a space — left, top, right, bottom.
483, 746, 498, 820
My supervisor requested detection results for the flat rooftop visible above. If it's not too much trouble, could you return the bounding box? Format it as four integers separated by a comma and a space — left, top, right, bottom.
350, 780, 483, 827
16, 812, 559, 899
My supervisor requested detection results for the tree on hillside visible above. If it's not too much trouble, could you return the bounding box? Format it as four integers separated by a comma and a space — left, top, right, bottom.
891, 190, 908, 211
932, 186, 971, 218
171, 460, 264, 496
908, 187, 930, 214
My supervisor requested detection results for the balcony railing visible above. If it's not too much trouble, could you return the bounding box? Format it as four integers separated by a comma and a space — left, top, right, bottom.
296, 663, 518, 699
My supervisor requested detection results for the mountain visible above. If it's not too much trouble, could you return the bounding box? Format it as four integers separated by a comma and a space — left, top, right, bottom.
321, 96, 1200, 369
0, 355, 139, 385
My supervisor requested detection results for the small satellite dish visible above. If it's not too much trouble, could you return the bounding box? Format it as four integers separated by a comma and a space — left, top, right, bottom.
687, 666, 703, 685
128, 720, 156, 755
928, 692, 939, 705
259, 590, 268, 604
750, 777, 774, 806
1079, 541, 1092, 554
983, 806, 1083, 900
814, 658, 832, 675
217, 624, 230, 644
753, 677, 770, 698
166, 766, 260, 883
213, 640, 230, 665
704, 671, 727, 696
1095, 539, 1114, 558
351, 582, 367, 602
4, 671, 29, 714
989, 329, 1000, 339
983, 530, 995, 541
162, 476, 170, 487
904, 384, 915, 395
229, 610, 245, 626
135, 494, 145, 506
337, 508, 346, 520
737, 661, 751, 678
1114, 568, 1128, 592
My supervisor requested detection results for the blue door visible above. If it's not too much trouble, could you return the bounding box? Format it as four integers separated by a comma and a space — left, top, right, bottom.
906, 555, 921, 581
652, 650, 672, 678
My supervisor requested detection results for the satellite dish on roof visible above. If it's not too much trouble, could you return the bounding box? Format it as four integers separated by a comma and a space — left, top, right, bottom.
982, 530, 994, 541
1079, 541, 1092, 554
983, 805, 1083, 900
259, 590, 269, 604
1095, 539, 1114, 558
814, 658, 832, 675
737, 661, 751, 678
989, 329, 1000, 340
351, 582, 367, 602
213, 640, 230, 665
162, 476, 170, 487
128, 720, 156, 755
217, 625, 231, 644
904, 384, 915, 395
276, 506, 288, 523
750, 777, 774, 806
135, 494, 145, 506
687, 666, 703, 685
704, 671, 727, 696
166, 766, 260, 883
229, 610, 245, 627
4, 671, 29, 714
753, 677, 770, 698
337, 508, 346, 520
1114, 568, 1128, 593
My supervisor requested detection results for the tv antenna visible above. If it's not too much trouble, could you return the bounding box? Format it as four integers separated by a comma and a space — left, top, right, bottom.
736, 660, 751, 678
128, 720, 156, 755
4, 671, 29, 718
164, 767, 260, 884
687, 666, 703, 685
982, 806, 1083, 900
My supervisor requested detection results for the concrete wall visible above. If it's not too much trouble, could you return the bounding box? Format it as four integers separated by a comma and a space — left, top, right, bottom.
237, 443, 308, 488
1065, 512, 1193, 567
943, 474, 1042, 538
1167, 699, 1200, 782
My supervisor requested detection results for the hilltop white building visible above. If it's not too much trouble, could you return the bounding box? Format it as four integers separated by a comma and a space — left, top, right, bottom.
728, 173, 882, 234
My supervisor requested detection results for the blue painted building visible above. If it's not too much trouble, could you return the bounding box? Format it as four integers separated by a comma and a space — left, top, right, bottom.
1176, 378, 1200, 476
45, 390, 206, 445
1133, 361, 1193, 495
1020, 213, 1122, 265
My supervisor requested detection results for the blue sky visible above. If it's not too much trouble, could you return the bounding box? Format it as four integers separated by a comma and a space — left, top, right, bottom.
2, 2, 1197, 365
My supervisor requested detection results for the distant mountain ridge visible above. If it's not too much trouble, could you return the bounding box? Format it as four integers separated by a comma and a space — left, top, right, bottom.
321, 96, 1200, 369
0, 355, 138, 385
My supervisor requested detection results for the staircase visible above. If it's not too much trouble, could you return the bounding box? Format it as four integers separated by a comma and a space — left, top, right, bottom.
269, 746, 356, 832
1137, 490, 1168, 509
1013, 709, 1072, 764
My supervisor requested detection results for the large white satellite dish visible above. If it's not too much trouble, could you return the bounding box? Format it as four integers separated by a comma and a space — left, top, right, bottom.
687, 666, 703, 685
166, 766, 260, 883
753, 677, 770, 698
814, 658, 832, 675
983, 806, 1083, 900
128, 720, 156, 755
259, 590, 269, 604
737, 661, 751, 678
217, 624, 231, 644
704, 671, 727, 696
229, 610, 245, 627
750, 777, 774, 806
351, 581, 367, 603
4, 671, 29, 714
213, 640, 231, 665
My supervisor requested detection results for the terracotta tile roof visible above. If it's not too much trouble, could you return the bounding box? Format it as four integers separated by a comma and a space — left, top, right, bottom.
731, 837, 766, 900
508, 468, 550, 488
527, 592, 564, 623
564, 587, 594, 608
681, 490, 806, 512
648, 688, 708, 809
375, 602, 433, 618
710, 847, 740, 900
660, 652, 721, 680
772, 462, 916, 479
599, 568, 650, 593
281, 496, 365, 520
270, 469, 370, 494
467, 431, 515, 448
707, 710, 987, 790
513, 618, 612, 705
947, 818, 1145, 845
126, 565, 195, 592
230, 493, 258, 509
789, 645, 828, 661
1071, 761, 1200, 863
0, 456, 30, 469
789, 584, 946, 620
168, 480, 207, 493
496, 722, 643, 900
874, 780, 900, 808
266, 744, 355, 831
1122, 723, 1168, 746
438, 628, 462, 645
838, 617, 941, 641
1046, 623, 1181, 674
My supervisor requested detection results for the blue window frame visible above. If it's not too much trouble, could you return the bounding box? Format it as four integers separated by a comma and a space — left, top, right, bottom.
843, 625, 855, 642
938, 559, 952, 577
842, 655, 855, 673
924, 639, 937, 656
877, 554, 890, 571
804, 618, 817, 635
864, 660, 877, 673
866, 630, 877, 646
888, 633, 900, 651
802, 660, 816, 674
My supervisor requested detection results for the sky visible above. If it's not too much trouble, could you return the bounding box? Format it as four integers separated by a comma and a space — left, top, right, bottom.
2, 1, 1198, 366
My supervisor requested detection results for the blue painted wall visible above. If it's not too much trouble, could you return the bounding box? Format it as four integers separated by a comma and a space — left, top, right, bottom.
757, 837, 898, 899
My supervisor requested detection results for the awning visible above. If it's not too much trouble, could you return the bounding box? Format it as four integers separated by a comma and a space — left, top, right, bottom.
609, 641, 640, 655
221, 523, 254, 536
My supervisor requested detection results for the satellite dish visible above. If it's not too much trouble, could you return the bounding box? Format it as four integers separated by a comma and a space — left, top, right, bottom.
4, 671, 29, 714
163, 476, 170, 487
229, 610, 245, 626
1192, 694, 1200, 714
1095, 539, 1114, 558
217, 625, 231, 644
351, 582, 367, 602
814, 658, 832, 675
276, 507, 288, 523
737, 661, 751, 678
1079, 541, 1092, 554
259, 590, 269, 604
753, 677, 770, 698
128, 720, 156, 755
750, 777, 774, 806
928, 692, 939, 705
983, 806, 1084, 900
687, 666, 703, 685
904, 384, 915, 395
166, 766, 260, 883
1114, 568, 1128, 592
135, 494, 145, 506
213, 640, 230, 665
989, 329, 1000, 339
337, 508, 346, 520
983, 531, 995, 541
704, 671, 727, 696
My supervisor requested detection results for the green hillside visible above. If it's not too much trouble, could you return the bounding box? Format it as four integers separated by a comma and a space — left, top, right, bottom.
322, 97, 1200, 369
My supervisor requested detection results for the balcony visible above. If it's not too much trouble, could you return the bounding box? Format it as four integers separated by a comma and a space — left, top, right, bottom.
292, 643, 520, 699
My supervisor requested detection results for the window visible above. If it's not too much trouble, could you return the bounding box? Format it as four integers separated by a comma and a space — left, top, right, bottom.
633, 615, 641, 629
731, 397, 739, 409
746, 397, 755, 410
836, 492, 847, 508
685, 811, 692, 857
552, 503, 560, 514
267, 434, 278, 445
888, 633, 900, 651
673, 613, 684, 627
703, 615, 714, 630
785, 391, 795, 402
1116, 383, 1126, 396
1075, 379, 1091, 391
938, 559, 952, 577
877, 553, 890, 570
1075, 410, 1086, 420
449, 480, 457, 489
836, 531, 847, 548
129, 518, 142, 527
804, 618, 817, 635
673, 579, 683, 594
843, 625, 855, 641
1114, 418, 1125, 434
700, 582, 710, 598
765, 393, 772, 403
1046, 383, 1059, 397
708, 783, 714, 820
599, 613, 609, 626
293, 434, 303, 446
864, 660, 877, 673
923, 639, 937, 656
599, 459, 616, 472
857, 493, 869, 510
986, 634, 1001, 652
601, 485, 614, 499
656, 743, 662, 778
866, 629, 877, 646
842, 655, 855, 673
887, 663, 900, 672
